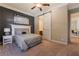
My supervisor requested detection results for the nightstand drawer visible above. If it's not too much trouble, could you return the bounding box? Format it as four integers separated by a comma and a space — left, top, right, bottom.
3, 35, 12, 45
3, 36, 12, 39
4, 39, 12, 42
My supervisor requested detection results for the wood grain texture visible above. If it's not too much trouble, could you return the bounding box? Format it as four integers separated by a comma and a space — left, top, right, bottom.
0, 40, 79, 56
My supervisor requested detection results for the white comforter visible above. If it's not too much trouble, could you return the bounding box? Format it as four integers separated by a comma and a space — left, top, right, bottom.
14, 34, 42, 51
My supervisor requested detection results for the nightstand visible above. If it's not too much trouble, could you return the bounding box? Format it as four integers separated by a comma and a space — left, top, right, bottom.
3, 35, 12, 45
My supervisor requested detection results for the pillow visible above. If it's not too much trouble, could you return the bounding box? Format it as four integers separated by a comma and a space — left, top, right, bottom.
22, 32, 27, 34
15, 28, 30, 35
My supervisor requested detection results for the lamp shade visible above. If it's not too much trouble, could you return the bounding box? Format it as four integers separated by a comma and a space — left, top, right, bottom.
4, 28, 10, 32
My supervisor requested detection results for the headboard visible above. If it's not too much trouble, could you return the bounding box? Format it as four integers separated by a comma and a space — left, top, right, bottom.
11, 24, 31, 36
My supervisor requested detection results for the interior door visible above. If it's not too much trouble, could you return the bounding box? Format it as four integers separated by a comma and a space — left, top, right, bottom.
43, 12, 52, 40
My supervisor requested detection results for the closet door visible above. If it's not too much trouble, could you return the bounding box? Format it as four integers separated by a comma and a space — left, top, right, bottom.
43, 12, 51, 40
51, 5, 68, 44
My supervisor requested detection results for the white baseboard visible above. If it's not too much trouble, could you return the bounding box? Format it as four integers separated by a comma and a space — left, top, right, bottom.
51, 40, 68, 45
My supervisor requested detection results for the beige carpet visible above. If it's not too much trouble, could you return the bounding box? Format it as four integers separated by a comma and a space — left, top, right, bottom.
0, 40, 79, 56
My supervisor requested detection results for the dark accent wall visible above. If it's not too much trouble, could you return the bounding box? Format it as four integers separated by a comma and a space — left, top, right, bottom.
0, 6, 34, 43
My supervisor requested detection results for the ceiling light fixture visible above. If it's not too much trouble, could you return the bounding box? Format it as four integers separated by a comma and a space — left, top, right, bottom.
36, 3, 42, 7
31, 3, 50, 11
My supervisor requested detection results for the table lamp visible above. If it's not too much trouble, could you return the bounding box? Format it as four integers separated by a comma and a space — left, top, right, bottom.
4, 28, 10, 35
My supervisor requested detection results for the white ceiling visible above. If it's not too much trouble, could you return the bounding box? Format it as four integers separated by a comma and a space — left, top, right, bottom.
1, 3, 79, 17
0, 3, 63, 17
68, 3, 79, 9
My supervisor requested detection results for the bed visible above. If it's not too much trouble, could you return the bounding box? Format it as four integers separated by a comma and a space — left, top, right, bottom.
11, 24, 42, 51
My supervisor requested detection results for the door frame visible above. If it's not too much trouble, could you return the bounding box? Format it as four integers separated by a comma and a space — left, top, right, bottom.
68, 8, 79, 43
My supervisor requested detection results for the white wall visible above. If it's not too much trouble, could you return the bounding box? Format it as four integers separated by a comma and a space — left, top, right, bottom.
71, 18, 77, 32
77, 20, 79, 31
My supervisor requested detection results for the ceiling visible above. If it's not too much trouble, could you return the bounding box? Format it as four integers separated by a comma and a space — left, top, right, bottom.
0, 3, 63, 17
68, 3, 79, 9
0, 3, 79, 17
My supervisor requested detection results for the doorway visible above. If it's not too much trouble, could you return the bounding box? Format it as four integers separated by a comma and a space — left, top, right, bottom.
70, 12, 79, 44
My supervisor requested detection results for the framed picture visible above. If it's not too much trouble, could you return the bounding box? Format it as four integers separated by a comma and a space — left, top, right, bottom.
14, 15, 29, 24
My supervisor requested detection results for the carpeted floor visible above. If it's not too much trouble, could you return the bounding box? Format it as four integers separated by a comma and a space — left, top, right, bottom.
0, 39, 79, 56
